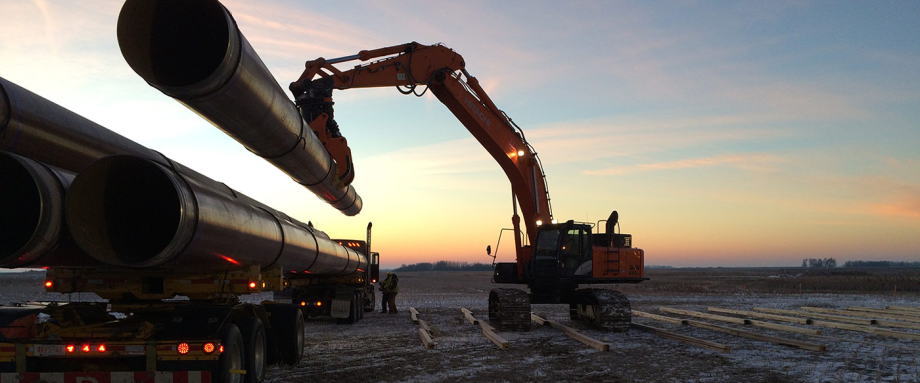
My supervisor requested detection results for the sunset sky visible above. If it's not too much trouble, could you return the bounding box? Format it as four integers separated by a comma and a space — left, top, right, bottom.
1, 1, 918, 268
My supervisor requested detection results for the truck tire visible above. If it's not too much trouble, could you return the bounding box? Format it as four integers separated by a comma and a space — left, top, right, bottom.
214, 323, 245, 383
267, 305, 304, 365
237, 316, 267, 383
363, 289, 375, 312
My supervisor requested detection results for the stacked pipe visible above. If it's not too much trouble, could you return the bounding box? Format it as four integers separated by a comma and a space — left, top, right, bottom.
116, 0, 362, 216
0, 77, 365, 275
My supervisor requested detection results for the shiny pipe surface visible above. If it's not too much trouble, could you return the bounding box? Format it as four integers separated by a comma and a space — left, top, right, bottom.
66, 155, 367, 274
0, 151, 95, 268
117, 0, 362, 216
0, 76, 153, 173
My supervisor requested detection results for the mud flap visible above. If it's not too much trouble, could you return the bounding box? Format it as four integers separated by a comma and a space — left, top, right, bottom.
330, 287, 354, 319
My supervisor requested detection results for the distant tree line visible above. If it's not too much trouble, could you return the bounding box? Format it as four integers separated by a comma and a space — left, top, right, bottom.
393, 261, 493, 272
842, 260, 920, 268
801, 258, 837, 268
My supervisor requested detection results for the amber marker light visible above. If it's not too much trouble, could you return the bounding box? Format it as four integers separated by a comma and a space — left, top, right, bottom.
315, 301, 323, 307
177, 342, 190, 355
203, 342, 216, 354
299, 301, 307, 307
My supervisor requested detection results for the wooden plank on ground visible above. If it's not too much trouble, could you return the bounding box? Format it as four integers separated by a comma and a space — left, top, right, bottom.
793, 307, 878, 325
707, 307, 812, 325
480, 326, 509, 349
633, 310, 687, 325
460, 307, 507, 349
753, 308, 920, 341
754, 307, 872, 325
531, 314, 610, 351
418, 328, 436, 349
800, 307, 920, 329
887, 305, 920, 313
662, 307, 819, 335
408, 307, 420, 324
685, 319, 826, 352
631, 323, 731, 353
460, 307, 479, 325
660, 307, 746, 324
846, 307, 920, 321
638, 310, 825, 351
799, 307, 920, 323
418, 318, 442, 336
531, 313, 546, 326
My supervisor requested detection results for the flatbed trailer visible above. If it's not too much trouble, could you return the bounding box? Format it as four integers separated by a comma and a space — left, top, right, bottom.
0, 235, 379, 383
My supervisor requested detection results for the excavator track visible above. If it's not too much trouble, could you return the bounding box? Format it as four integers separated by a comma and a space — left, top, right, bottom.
488, 288, 532, 331
573, 288, 631, 332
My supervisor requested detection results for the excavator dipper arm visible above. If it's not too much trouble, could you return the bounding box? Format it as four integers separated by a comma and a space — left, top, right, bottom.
289, 42, 553, 271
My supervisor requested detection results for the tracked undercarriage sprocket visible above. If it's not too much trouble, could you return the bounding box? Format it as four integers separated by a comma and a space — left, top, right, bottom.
488, 288, 532, 331
574, 288, 631, 332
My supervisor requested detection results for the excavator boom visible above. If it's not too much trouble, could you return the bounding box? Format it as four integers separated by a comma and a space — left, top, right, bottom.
290, 42, 552, 269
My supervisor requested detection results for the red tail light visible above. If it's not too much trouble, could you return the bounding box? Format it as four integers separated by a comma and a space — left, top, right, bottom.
65, 345, 75, 353
202, 342, 216, 354
248, 281, 257, 289
97, 344, 107, 352
44, 280, 53, 288
177, 342, 190, 355
218, 345, 224, 353
81, 344, 91, 353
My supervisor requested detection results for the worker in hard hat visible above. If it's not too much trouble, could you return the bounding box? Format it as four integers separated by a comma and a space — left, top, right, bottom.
381, 272, 399, 314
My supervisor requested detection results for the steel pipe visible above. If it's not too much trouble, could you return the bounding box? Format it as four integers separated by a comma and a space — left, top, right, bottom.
0, 76, 152, 173
117, 0, 362, 216
0, 151, 94, 268
66, 155, 366, 274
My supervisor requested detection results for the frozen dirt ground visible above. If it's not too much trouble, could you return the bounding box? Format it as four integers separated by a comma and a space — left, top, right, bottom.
2, 270, 919, 382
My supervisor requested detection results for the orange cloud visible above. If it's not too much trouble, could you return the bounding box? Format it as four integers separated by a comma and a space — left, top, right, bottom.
584, 153, 784, 175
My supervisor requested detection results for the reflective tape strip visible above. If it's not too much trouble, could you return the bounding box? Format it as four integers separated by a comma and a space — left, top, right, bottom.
0, 372, 208, 383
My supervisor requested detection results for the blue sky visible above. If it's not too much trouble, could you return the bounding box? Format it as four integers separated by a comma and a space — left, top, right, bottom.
1, 0, 918, 267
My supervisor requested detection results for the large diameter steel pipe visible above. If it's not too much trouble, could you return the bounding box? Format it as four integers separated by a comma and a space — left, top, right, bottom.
0, 76, 152, 173
66, 155, 367, 275
117, 0, 362, 216
0, 151, 95, 268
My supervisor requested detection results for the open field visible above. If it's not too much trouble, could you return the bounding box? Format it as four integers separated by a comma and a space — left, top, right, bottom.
2, 268, 920, 382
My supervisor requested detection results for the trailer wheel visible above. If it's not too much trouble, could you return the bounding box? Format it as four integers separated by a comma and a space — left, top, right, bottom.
363, 289, 375, 312
267, 305, 304, 365
214, 323, 245, 383
237, 316, 267, 383
356, 292, 364, 321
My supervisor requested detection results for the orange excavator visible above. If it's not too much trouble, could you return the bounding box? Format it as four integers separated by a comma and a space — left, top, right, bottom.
289, 42, 646, 331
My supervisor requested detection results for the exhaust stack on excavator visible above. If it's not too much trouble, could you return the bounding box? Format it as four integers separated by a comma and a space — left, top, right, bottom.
116, 0, 362, 215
